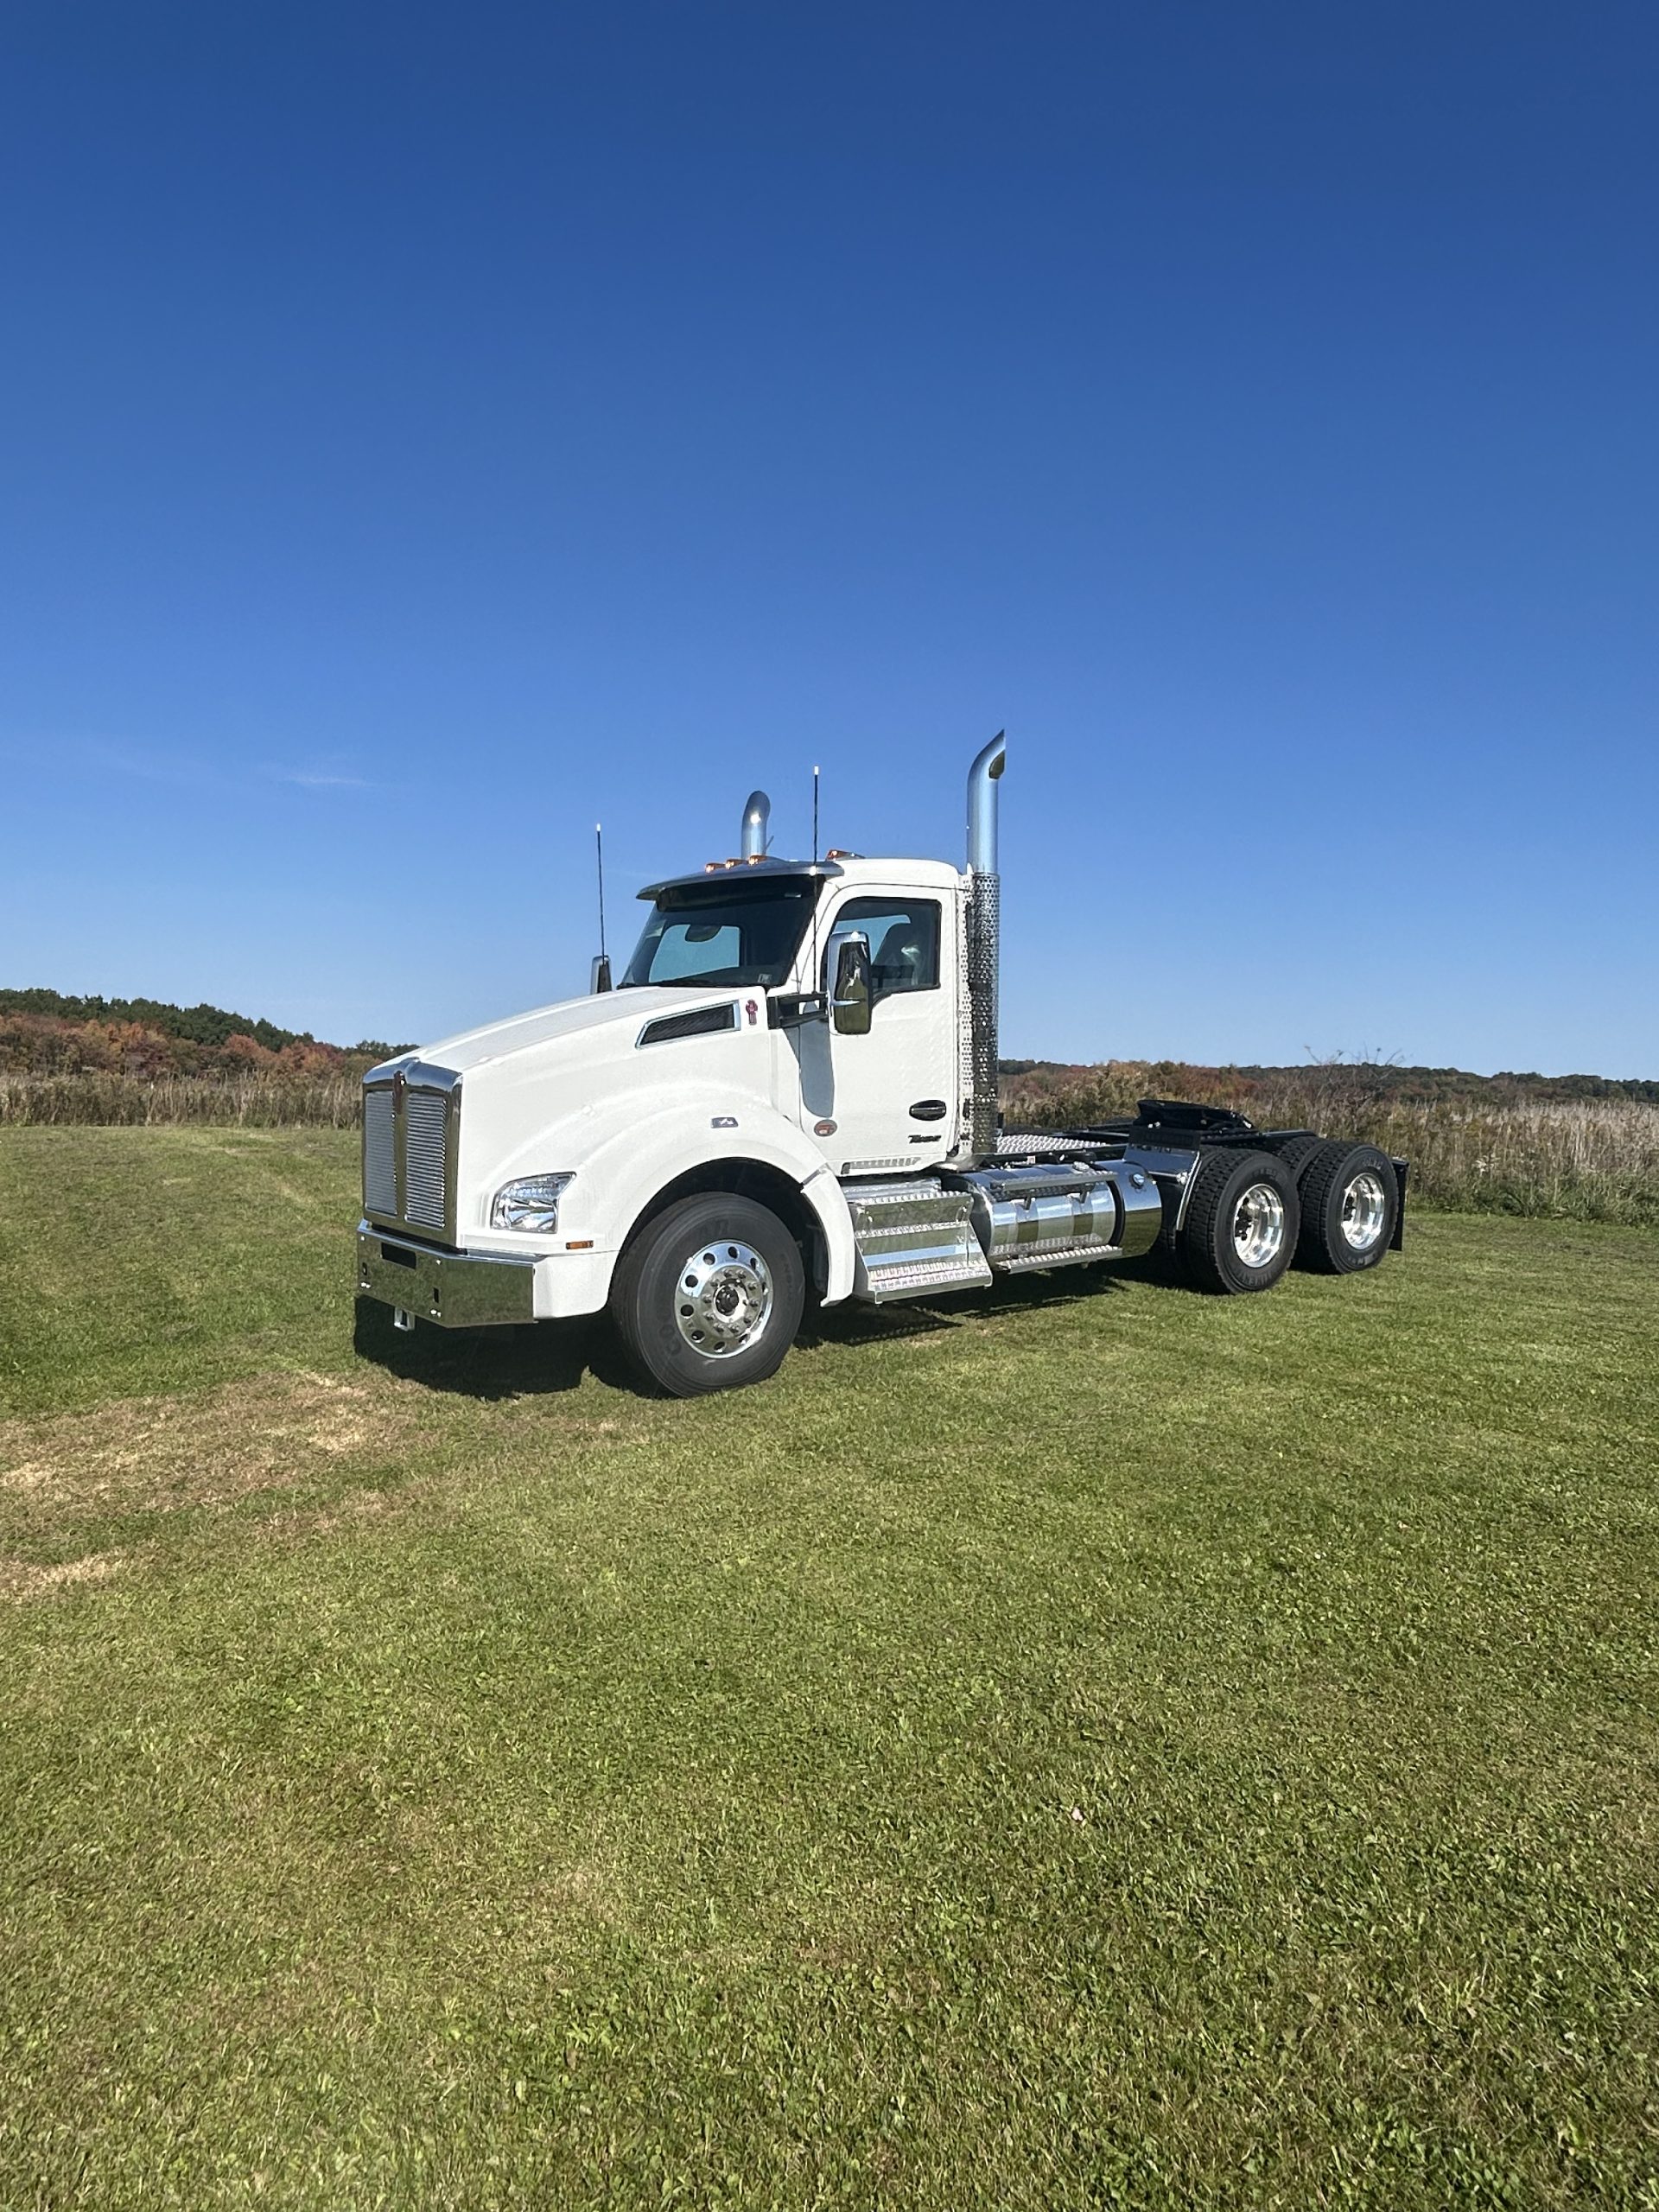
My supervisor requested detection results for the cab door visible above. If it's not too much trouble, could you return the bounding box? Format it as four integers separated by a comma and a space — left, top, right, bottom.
790, 889, 961, 1174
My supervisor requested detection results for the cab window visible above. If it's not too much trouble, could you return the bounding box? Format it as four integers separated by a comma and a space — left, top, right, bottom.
830, 899, 940, 997
623, 878, 818, 989
645, 920, 742, 981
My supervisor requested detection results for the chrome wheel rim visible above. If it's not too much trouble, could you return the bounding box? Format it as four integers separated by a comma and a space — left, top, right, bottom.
674, 1239, 773, 1358
1340, 1171, 1388, 1251
1231, 1181, 1286, 1269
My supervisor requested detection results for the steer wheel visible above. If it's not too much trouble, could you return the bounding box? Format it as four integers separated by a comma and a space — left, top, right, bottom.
611, 1193, 805, 1396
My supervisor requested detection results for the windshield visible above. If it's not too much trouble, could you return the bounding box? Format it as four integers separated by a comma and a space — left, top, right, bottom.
622, 878, 820, 989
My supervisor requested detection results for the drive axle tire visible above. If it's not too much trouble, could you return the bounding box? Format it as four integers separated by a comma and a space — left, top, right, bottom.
1273, 1132, 1325, 1179
1178, 1149, 1301, 1295
611, 1192, 804, 1396
1295, 1144, 1398, 1274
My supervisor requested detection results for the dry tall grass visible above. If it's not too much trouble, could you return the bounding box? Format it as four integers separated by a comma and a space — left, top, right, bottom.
0, 1072, 360, 1128
1003, 1063, 1659, 1227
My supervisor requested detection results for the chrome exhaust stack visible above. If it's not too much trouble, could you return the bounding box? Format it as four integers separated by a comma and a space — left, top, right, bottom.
741, 790, 771, 861
965, 732, 1006, 1160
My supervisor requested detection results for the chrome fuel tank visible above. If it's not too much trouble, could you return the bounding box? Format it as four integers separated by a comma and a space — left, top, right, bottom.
952, 1159, 1164, 1273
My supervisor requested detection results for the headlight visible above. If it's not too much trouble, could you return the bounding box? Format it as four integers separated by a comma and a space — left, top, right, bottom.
490, 1173, 574, 1233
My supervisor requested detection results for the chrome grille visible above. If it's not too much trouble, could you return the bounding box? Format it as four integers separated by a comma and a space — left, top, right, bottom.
363, 1089, 396, 1217
403, 1091, 448, 1231
361, 1064, 457, 1243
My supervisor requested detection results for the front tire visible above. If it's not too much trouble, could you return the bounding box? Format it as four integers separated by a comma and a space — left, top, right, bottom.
1178, 1149, 1300, 1294
611, 1192, 804, 1396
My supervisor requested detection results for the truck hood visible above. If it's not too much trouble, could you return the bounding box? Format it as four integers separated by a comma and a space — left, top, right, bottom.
396, 982, 792, 1227
404, 987, 746, 1077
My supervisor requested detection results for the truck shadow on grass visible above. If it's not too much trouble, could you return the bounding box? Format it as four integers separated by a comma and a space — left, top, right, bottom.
351, 1299, 615, 1400
353, 1262, 1153, 1401
796, 1255, 1145, 1355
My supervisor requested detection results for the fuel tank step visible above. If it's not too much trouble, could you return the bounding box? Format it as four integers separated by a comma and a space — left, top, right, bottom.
845, 1178, 994, 1304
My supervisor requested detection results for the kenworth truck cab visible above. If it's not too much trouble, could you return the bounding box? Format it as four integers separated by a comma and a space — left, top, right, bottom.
357, 737, 1405, 1394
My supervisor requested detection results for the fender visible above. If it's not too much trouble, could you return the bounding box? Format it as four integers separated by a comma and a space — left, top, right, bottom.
558, 1092, 858, 1306
798, 1165, 857, 1303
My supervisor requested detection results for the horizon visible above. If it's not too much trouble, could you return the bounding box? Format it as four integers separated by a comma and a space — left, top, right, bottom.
3, 3, 1655, 1076
6, 978, 1657, 1090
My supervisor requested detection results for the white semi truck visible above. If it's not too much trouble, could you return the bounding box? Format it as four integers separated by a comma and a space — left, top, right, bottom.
356, 737, 1406, 1395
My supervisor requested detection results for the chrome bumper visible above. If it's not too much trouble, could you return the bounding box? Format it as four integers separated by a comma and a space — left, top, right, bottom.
356, 1224, 537, 1329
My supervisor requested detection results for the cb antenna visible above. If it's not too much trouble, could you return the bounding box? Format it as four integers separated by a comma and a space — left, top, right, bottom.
809, 765, 822, 1007
592, 823, 613, 993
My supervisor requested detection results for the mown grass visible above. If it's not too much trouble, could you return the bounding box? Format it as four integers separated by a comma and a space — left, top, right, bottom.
0, 1126, 352, 1412
1, 1128, 1656, 2209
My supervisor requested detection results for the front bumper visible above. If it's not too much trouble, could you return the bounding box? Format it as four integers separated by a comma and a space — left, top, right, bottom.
357, 1225, 537, 1328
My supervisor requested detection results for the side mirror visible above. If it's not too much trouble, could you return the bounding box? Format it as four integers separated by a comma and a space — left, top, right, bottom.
590, 953, 613, 993
830, 933, 872, 1036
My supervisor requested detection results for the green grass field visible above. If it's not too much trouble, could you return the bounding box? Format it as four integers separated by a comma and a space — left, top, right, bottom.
2, 1128, 1656, 2209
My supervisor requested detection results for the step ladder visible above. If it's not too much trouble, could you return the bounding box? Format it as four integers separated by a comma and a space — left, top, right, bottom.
844, 1178, 994, 1304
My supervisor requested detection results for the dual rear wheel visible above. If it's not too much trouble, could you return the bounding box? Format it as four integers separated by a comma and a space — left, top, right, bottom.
1295, 1142, 1400, 1274
1178, 1149, 1303, 1294
1173, 1141, 1399, 1293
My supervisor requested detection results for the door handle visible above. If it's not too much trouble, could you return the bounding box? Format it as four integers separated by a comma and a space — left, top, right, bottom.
908, 1099, 948, 1122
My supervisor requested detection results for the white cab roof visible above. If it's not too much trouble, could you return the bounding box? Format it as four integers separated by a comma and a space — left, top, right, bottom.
819, 857, 965, 893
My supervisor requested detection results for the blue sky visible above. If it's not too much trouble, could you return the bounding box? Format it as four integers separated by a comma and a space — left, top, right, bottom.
3, 2, 1655, 1072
